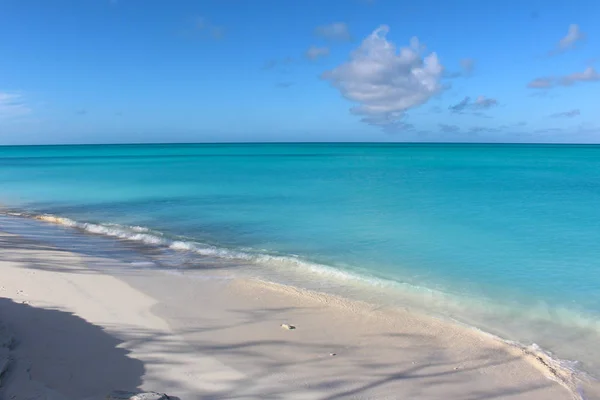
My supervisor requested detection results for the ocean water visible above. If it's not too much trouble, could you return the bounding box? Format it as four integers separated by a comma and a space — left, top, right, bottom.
1, 143, 600, 377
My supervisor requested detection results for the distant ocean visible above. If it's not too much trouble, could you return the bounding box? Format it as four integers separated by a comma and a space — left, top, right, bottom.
1, 143, 599, 377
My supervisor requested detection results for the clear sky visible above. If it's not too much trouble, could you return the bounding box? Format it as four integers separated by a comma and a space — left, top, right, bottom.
1, 0, 599, 144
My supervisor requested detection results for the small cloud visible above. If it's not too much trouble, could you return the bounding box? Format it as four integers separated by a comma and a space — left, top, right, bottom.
439, 123, 460, 133
194, 16, 225, 40
527, 77, 554, 89
0, 93, 31, 119
430, 105, 443, 114
305, 45, 330, 60
314, 22, 352, 42
275, 82, 294, 88
554, 24, 585, 53
449, 97, 470, 113
473, 96, 497, 109
560, 67, 599, 86
527, 67, 599, 89
322, 25, 443, 131
549, 109, 580, 118
449, 96, 498, 114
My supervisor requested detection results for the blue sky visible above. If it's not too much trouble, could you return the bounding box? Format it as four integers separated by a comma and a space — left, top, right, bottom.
1, 0, 599, 144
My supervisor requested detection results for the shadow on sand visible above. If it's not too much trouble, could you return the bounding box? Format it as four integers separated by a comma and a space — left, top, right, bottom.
0, 298, 149, 399
0, 297, 563, 400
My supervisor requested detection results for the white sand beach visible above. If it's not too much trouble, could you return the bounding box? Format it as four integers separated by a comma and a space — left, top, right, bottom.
0, 226, 594, 399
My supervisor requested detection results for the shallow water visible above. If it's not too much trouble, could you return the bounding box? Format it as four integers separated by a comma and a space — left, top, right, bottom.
1, 143, 599, 376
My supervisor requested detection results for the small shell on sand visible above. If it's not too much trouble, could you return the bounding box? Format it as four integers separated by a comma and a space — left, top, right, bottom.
281, 323, 296, 330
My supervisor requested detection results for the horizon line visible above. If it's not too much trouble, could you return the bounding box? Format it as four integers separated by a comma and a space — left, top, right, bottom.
2, 141, 600, 147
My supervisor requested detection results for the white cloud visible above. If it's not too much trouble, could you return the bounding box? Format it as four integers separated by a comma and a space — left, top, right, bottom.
314, 22, 352, 42
556, 24, 585, 52
305, 46, 330, 60
528, 67, 600, 89
0, 93, 31, 119
322, 25, 443, 130
473, 96, 497, 108
527, 78, 554, 88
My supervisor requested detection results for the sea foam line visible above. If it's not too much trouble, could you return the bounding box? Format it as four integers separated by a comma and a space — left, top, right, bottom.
16, 212, 600, 333
29, 213, 371, 279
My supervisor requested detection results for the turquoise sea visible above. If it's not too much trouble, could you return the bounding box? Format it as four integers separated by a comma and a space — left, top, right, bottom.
1, 143, 599, 377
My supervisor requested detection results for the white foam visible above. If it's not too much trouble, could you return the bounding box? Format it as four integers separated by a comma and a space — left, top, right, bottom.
28, 212, 389, 286
129, 261, 157, 267
29, 214, 170, 247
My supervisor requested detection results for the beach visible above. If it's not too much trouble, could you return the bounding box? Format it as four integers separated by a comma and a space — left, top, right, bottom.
0, 219, 592, 400
3, 0, 600, 395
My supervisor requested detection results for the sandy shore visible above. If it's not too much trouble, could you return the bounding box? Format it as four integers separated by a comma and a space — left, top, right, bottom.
0, 226, 591, 399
